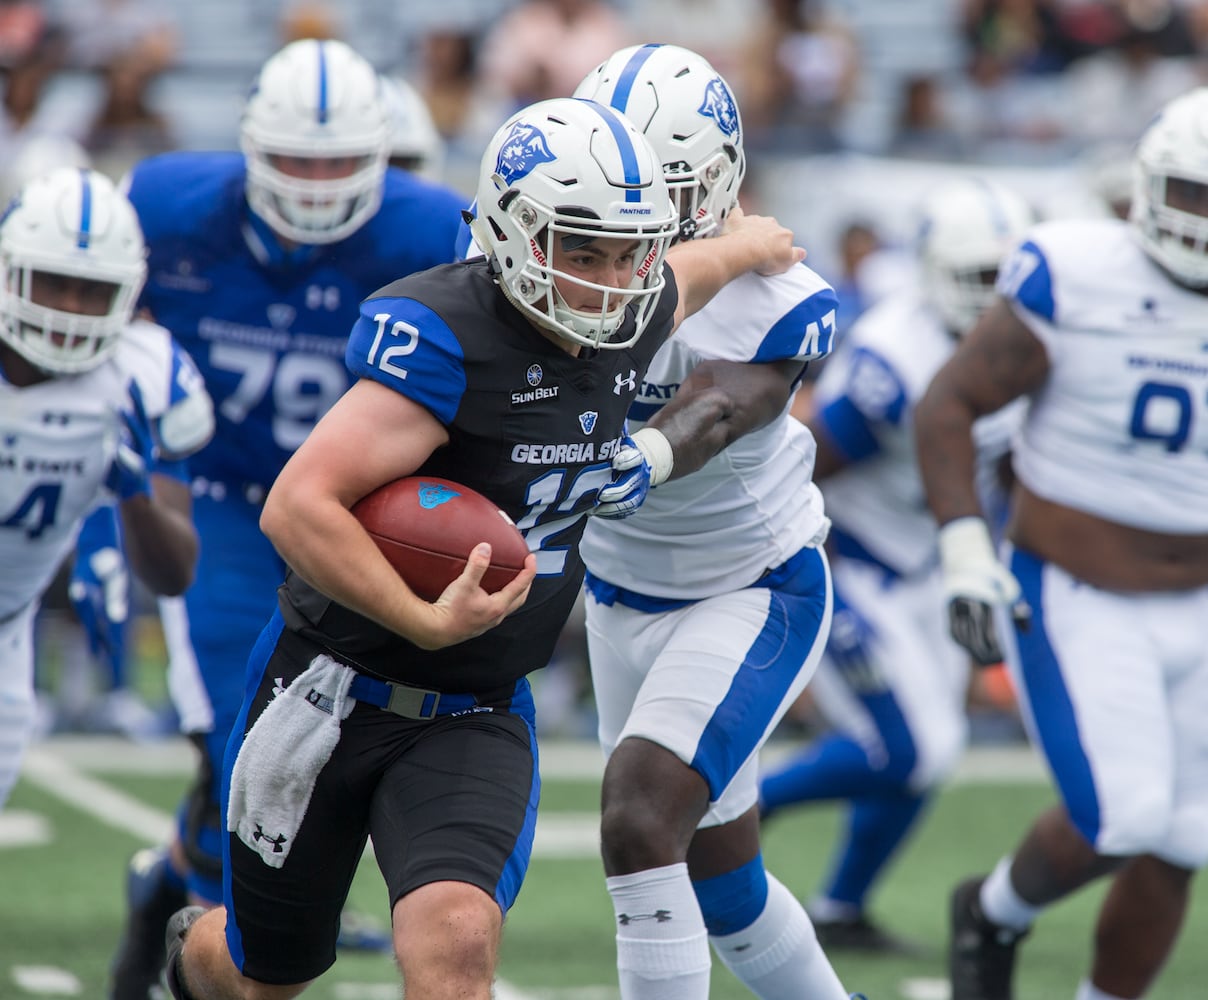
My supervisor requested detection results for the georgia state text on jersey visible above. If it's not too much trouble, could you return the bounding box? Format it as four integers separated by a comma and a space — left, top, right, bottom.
124, 151, 467, 496
1002, 217, 1208, 533
278, 257, 680, 693
0, 320, 212, 618
579, 264, 837, 600
810, 290, 1023, 578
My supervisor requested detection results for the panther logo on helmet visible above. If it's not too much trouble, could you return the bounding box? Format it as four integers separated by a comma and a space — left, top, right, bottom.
495, 123, 556, 185
698, 79, 739, 140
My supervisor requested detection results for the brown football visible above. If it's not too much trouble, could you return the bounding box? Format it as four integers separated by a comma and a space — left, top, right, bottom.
351, 476, 530, 601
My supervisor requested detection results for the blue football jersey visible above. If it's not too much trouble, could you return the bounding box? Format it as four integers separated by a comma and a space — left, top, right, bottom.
125, 152, 468, 495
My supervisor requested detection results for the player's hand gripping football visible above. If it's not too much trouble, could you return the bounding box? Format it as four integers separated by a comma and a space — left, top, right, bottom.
594, 427, 674, 519
105, 380, 159, 501
937, 516, 1028, 667
422, 543, 538, 649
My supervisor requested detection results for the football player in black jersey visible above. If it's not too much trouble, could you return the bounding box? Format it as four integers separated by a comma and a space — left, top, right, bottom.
163, 97, 804, 1000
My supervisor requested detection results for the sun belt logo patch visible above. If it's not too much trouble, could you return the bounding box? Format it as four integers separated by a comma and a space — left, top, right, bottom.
494, 122, 555, 185
699, 78, 740, 139
418, 482, 460, 509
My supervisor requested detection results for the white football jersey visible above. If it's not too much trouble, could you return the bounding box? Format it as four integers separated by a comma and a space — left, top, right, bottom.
1002, 218, 1208, 533
0, 319, 212, 618
580, 264, 837, 599
812, 290, 1022, 577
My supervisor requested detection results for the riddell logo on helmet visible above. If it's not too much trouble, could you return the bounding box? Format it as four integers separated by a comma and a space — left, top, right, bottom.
530, 239, 546, 267
635, 246, 659, 278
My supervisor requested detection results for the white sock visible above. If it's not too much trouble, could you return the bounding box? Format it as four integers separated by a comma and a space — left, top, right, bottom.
607, 863, 711, 1000
711, 875, 849, 1000
1075, 979, 1131, 1000
0, 694, 35, 809
980, 856, 1043, 932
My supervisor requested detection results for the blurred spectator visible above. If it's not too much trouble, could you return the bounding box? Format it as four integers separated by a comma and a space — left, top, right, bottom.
58, 0, 179, 178
735, 0, 860, 152
0, 0, 65, 136
279, 0, 342, 43
888, 74, 968, 160
478, 0, 630, 111
1059, 7, 1205, 146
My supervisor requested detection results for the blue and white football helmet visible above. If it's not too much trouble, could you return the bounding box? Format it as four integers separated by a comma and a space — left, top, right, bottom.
241, 39, 390, 245
917, 177, 1034, 335
1133, 86, 1208, 288
0, 167, 146, 374
574, 43, 745, 242
473, 97, 678, 351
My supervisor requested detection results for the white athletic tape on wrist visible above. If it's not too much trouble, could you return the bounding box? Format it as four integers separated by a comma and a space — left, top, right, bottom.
630, 427, 674, 486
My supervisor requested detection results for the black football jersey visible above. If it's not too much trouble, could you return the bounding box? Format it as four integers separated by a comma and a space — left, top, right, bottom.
279, 257, 678, 692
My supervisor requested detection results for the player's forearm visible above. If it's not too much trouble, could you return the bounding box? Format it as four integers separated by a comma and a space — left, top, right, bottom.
648, 361, 794, 480
119, 491, 198, 596
260, 493, 447, 649
914, 383, 984, 526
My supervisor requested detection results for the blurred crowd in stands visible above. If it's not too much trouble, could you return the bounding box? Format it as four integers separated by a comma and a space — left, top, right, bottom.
3, 0, 1205, 192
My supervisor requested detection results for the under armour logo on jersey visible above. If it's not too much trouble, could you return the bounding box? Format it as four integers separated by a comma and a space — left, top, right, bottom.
526, 364, 543, 387
494, 122, 555, 185
617, 910, 672, 925
272, 677, 287, 698
252, 825, 287, 853
578, 411, 598, 434
614, 370, 636, 394
699, 78, 740, 138
418, 482, 460, 509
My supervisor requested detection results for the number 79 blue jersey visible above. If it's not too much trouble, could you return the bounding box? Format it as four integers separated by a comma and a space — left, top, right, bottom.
1002, 216, 1208, 532
125, 151, 467, 496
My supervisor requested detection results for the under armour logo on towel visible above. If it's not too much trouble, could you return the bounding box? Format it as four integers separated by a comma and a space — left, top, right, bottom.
252, 825, 288, 853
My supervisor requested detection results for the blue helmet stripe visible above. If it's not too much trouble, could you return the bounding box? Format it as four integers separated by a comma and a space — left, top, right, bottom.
77, 168, 92, 249
316, 42, 329, 124
608, 43, 661, 116
581, 100, 642, 203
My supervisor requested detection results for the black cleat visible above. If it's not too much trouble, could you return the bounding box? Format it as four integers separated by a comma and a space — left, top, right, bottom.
812, 913, 924, 956
109, 847, 189, 1000
163, 906, 206, 1000
949, 876, 1028, 1000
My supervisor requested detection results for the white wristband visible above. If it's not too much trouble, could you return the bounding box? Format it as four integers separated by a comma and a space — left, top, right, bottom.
937, 516, 998, 571
631, 427, 674, 486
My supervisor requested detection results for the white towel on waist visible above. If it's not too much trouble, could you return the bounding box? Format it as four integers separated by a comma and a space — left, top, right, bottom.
227, 653, 356, 868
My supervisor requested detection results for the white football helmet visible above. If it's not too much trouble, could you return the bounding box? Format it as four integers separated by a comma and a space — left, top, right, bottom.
472, 97, 679, 350
241, 39, 389, 245
381, 75, 445, 181
1132, 87, 1208, 288
574, 44, 745, 242
917, 177, 1034, 334
0, 167, 146, 374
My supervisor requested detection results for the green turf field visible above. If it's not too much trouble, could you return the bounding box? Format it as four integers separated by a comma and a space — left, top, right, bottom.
2, 737, 1206, 998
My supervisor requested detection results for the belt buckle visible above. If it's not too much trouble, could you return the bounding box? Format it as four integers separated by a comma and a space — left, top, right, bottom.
385, 682, 440, 720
